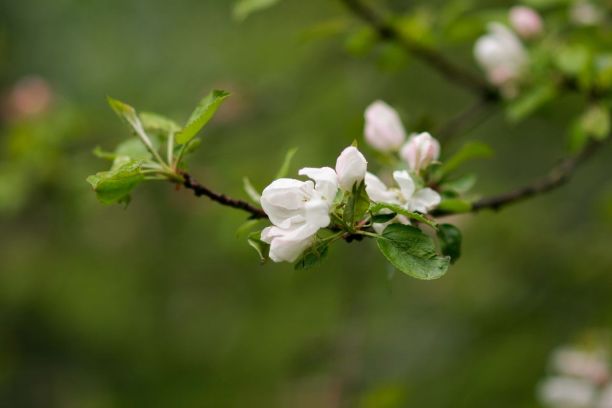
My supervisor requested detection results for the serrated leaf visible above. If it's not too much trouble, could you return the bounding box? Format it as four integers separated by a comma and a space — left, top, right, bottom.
294, 241, 329, 270
233, 0, 282, 21
139, 112, 181, 136
376, 224, 450, 280
176, 90, 230, 145
439, 142, 493, 176
86, 160, 145, 205
437, 224, 462, 263
274, 147, 298, 179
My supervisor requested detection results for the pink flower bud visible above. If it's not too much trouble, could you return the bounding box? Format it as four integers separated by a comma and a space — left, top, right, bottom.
400, 132, 440, 172
364, 101, 406, 152
509, 6, 543, 39
335, 146, 367, 191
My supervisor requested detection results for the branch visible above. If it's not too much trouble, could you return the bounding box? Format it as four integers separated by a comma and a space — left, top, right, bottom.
436, 96, 495, 143
180, 171, 267, 219
470, 139, 606, 213
339, 0, 495, 97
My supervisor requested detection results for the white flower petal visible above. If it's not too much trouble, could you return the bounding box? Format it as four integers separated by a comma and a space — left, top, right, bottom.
298, 166, 338, 204
365, 172, 398, 204
393, 170, 415, 200
409, 188, 441, 213
335, 146, 368, 191
364, 100, 406, 152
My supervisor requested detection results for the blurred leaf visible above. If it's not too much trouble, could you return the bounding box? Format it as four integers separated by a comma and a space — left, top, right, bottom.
107, 96, 140, 130
243, 177, 261, 203
376, 224, 450, 280
595, 54, 612, 89
300, 18, 349, 43
176, 90, 230, 145
236, 219, 262, 238
437, 223, 462, 263
506, 83, 557, 122
395, 8, 435, 45
345, 26, 377, 57
440, 141, 494, 176
247, 231, 269, 262
555, 44, 593, 89
233, 0, 282, 21
344, 181, 370, 227
580, 104, 610, 140
440, 173, 477, 194
139, 112, 181, 136
115, 138, 153, 162
274, 147, 298, 179
86, 160, 144, 205
437, 198, 472, 213
295, 241, 329, 270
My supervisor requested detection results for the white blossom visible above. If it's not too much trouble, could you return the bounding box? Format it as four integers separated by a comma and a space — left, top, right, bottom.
365, 171, 440, 232
552, 348, 610, 385
474, 23, 528, 93
260, 168, 338, 262
538, 376, 596, 408
509, 6, 543, 39
400, 132, 440, 173
336, 146, 368, 191
364, 100, 407, 152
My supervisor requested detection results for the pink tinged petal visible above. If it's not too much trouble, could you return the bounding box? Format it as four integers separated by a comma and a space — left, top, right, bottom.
364, 100, 407, 152
299, 167, 338, 204
365, 172, 398, 204
509, 6, 543, 39
335, 146, 368, 191
393, 170, 415, 199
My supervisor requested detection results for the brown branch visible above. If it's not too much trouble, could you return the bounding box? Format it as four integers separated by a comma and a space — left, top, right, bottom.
469, 139, 606, 213
180, 171, 267, 219
339, 0, 496, 97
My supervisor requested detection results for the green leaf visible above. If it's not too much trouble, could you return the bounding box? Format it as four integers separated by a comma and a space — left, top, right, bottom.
294, 241, 329, 270
437, 224, 462, 263
86, 160, 145, 205
233, 0, 282, 21
115, 138, 153, 162
371, 212, 397, 224
369, 202, 437, 229
139, 112, 181, 136
107, 96, 140, 130
437, 198, 472, 213
247, 231, 269, 262
439, 142, 493, 176
274, 147, 298, 179
506, 83, 557, 122
176, 90, 230, 145
440, 173, 477, 194
344, 181, 370, 228
236, 219, 262, 238
243, 177, 261, 203
376, 224, 450, 280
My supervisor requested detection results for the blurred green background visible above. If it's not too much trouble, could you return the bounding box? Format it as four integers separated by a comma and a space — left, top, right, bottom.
0, 0, 611, 406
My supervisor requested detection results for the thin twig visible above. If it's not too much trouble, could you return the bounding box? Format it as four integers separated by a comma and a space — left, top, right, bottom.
463, 139, 606, 214
339, 0, 495, 97
180, 171, 267, 219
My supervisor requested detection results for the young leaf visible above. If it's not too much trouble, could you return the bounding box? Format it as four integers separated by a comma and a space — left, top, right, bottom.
371, 212, 397, 224
440, 174, 477, 194
139, 112, 181, 136
86, 160, 145, 205
580, 104, 610, 141
247, 231, 269, 262
437, 198, 472, 214
376, 224, 450, 280
294, 241, 329, 270
369, 202, 437, 229
176, 90, 230, 145
274, 147, 298, 179
506, 83, 557, 122
437, 224, 462, 263
115, 138, 154, 161
243, 177, 261, 203
344, 181, 370, 228
439, 142, 493, 176
233, 0, 282, 21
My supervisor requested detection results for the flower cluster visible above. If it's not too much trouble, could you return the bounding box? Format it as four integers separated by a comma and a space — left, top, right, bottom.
473, 6, 543, 97
259, 101, 443, 264
539, 343, 612, 408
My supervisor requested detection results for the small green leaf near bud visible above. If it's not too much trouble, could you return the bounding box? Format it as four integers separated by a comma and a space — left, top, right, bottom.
176, 90, 230, 145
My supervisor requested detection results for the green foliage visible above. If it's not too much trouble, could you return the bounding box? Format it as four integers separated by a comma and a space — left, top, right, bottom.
506, 83, 557, 122
370, 202, 437, 229
176, 90, 230, 145
233, 0, 282, 21
86, 160, 145, 205
139, 112, 181, 137
274, 147, 298, 179
376, 224, 450, 280
247, 231, 270, 262
344, 181, 370, 228
437, 223, 462, 263
294, 241, 329, 270
437, 197, 473, 214
439, 142, 493, 177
